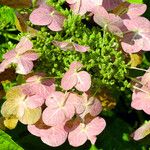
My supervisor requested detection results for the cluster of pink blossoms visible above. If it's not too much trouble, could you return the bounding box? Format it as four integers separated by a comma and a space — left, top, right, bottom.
0, 37, 105, 147
131, 70, 150, 140
0, 0, 150, 147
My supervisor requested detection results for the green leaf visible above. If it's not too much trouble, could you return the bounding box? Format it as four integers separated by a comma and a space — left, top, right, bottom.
126, 0, 143, 3
0, 129, 23, 150
89, 145, 98, 150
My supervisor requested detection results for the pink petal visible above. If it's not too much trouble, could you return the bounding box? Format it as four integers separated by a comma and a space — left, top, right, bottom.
42, 107, 66, 126
127, 4, 147, 19
61, 69, 77, 90
132, 121, 150, 141
73, 44, 90, 52
75, 71, 91, 92
0, 59, 13, 73
29, 7, 52, 25
45, 91, 64, 107
22, 52, 39, 60
86, 117, 106, 139
121, 32, 143, 53
68, 123, 88, 147
41, 125, 68, 147
15, 58, 34, 74
131, 91, 150, 115
89, 97, 102, 116
15, 37, 33, 54
48, 14, 65, 31
69, 61, 83, 71
67, 93, 85, 114
26, 95, 45, 109
52, 41, 74, 51
3, 49, 16, 59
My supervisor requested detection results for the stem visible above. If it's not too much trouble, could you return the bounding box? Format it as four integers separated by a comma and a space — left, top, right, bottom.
133, 86, 149, 94
129, 67, 150, 73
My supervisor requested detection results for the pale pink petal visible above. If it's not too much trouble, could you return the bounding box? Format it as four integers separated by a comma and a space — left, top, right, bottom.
69, 61, 83, 71
48, 14, 65, 31
86, 117, 106, 138
29, 7, 52, 25
61, 70, 77, 90
73, 44, 90, 52
15, 37, 33, 54
22, 52, 39, 60
0, 59, 13, 73
45, 91, 65, 107
52, 41, 74, 51
127, 4, 147, 19
132, 121, 150, 141
28, 125, 46, 137
15, 58, 34, 74
75, 71, 91, 92
89, 97, 102, 116
3, 49, 16, 59
68, 123, 88, 147
93, 6, 109, 27
131, 91, 150, 115
121, 32, 143, 53
42, 107, 66, 126
66, 0, 77, 4
41, 125, 68, 147
67, 93, 85, 114
26, 95, 45, 109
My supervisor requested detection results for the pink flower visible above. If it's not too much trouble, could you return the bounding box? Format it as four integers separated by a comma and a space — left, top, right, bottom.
61, 61, 91, 92
23, 74, 55, 99
0, 37, 38, 74
28, 118, 68, 147
52, 41, 90, 52
93, 6, 124, 37
68, 116, 106, 147
132, 121, 150, 141
78, 93, 102, 118
121, 17, 150, 53
131, 87, 150, 115
29, 3, 65, 31
42, 91, 75, 126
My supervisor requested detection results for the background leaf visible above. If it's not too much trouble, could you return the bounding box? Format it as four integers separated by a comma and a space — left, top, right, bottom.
0, 129, 23, 150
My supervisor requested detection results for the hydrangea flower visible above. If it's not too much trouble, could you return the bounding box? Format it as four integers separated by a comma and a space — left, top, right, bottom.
131, 87, 150, 115
28, 118, 68, 147
29, 3, 65, 31
61, 61, 91, 92
42, 91, 75, 126
1, 86, 42, 125
93, 6, 124, 37
52, 41, 90, 52
132, 121, 150, 141
23, 73, 55, 99
0, 37, 38, 74
68, 116, 106, 147
78, 93, 102, 118
121, 17, 150, 53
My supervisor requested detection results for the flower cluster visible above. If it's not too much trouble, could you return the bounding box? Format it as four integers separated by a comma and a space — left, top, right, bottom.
0, 38, 105, 147
0, 0, 150, 148
131, 69, 150, 140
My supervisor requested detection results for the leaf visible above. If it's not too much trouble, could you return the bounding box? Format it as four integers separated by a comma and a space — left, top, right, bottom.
0, 0, 32, 8
89, 145, 98, 150
126, 0, 143, 4
0, 129, 23, 150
